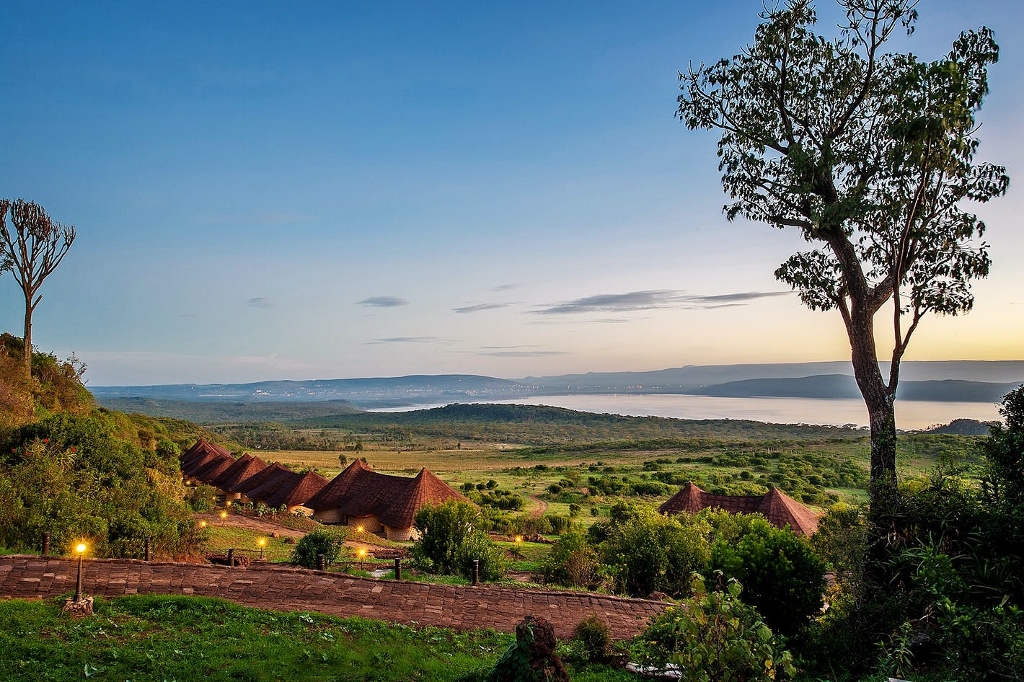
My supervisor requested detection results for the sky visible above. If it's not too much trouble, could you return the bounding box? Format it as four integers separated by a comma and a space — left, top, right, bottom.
1, 1, 1022, 386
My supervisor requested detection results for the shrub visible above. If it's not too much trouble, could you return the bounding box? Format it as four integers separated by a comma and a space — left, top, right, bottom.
412, 500, 506, 581
572, 615, 611, 663
291, 528, 346, 568
453, 530, 507, 582
542, 530, 599, 589
599, 502, 710, 598
412, 500, 481, 574
634, 574, 794, 682
0, 413, 199, 558
708, 517, 826, 637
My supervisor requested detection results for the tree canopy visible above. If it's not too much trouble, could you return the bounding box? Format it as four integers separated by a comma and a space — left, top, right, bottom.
677, 0, 1008, 511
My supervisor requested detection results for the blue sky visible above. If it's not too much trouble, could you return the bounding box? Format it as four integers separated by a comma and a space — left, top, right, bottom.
1, 1, 1022, 385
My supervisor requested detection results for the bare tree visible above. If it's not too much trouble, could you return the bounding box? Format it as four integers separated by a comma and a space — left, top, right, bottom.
0, 199, 77, 373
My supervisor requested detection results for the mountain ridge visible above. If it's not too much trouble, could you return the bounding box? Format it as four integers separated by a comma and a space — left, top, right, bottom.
90, 361, 1024, 406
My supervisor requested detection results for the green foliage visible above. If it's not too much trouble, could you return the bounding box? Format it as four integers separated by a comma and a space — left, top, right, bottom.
412, 501, 506, 581
598, 502, 710, 598
0, 412, 200, 558
861, 388, 1024, 679
634, 574, 794, 681
541, 530, 600, 589
708, 517, 826, 637
0, 595, 523, 682
454, 531, 508, 583
413, 501, 482, 574
0, 334, 93, 429
291, 527, 347, 568
811, 503, 868, 594
572, 615, 611, 664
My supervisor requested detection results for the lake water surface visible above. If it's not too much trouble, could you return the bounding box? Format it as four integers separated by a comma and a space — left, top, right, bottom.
374, 394, 1001, 430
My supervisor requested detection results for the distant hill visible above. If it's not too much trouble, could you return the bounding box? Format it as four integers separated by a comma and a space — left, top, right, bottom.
688, 375, 1020, 402
920, 419, 999, 436
286, 402, 866, 444
98, 397, 364, 423
91, 361, 1024, 408
91, 374, 530, 405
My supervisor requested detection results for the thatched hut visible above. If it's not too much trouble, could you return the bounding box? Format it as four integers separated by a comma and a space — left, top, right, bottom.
245, 469, 329, 516
305, 459, 468, 540
180, 439, 234, 485
658, 481, 820, 536
210, 453, 268, 501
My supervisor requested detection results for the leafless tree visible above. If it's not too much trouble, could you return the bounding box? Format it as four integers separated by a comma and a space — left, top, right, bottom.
0, 199, 77, 373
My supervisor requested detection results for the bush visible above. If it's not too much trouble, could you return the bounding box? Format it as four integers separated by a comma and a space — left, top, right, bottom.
634, 574, 794, 681
572, 615, 611, 663
0, 413, 199, 558
412, 501, 480, 574
412, 500, 506, 581
599, 502, 710, 598
541, 530, 600, 589
291, 528, 346, 568
453, 530, 507, 582
708, 517, 826, 637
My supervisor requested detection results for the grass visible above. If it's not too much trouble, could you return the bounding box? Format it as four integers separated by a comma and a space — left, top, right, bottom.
0, 595, 639, 682
203, 525, 296, 562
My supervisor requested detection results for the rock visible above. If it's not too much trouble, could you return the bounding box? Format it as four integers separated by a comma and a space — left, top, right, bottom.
60, 597, 94, 618
647, 591, 674, 602
486, 615, 569, 682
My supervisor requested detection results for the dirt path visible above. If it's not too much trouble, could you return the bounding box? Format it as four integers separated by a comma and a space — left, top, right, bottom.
528, 494, 548, 519
0, 555, 666, 640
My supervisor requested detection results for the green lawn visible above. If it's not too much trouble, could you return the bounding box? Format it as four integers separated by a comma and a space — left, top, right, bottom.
204, 525, 298, 562
0, 595, 638, 682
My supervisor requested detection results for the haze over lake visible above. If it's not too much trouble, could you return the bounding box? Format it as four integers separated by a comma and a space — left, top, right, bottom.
374, 394, 1001, 430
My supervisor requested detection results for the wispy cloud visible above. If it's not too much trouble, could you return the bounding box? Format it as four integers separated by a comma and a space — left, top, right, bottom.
492, 283, 518, 292
689, 292, 791, 304
534, 290, 790, 314
368, 336, 445, 344
480, 350, 570, 358
453, 302, 511, 314
358, 296, 409, 308
248, 297, 271, 309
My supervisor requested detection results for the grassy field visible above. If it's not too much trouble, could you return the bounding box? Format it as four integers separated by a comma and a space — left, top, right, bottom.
203, 525, 298, 562
0, 595, 639, 682
260, 435, 880, 513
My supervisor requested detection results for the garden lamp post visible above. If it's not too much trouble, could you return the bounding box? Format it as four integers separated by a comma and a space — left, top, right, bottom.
220, 510, 228, 525
73, 543, 87, 602
258, 538, 266, 561
358, 548, 366, 571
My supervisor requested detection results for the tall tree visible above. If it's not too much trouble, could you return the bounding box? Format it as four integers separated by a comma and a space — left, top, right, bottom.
0, 200, 77, 373
677, 0, 1008, 527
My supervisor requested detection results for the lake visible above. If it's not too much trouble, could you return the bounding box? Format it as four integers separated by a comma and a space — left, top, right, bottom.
373, 393, 1001, 430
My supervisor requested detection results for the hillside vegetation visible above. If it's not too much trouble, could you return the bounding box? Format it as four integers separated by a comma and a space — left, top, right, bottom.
0, 336, 225, 558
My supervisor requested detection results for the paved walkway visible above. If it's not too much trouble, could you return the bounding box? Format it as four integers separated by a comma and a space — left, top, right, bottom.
0, 555, 667, 639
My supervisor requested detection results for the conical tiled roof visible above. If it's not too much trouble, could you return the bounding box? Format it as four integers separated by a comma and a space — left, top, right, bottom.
213, 454, 268, 491
304, 458, 375, 509
190, 453, 235, 484
180, 439, 232, 472
305, 460, 467, 529
258, 470, 329, 509
659, 481, 819, 536
233, 462, 293, 495
755, 487, 820, 536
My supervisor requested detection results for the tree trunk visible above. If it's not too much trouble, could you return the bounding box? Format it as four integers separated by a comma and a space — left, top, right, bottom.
22, 301, 32, 376
846, 301, 900, 584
